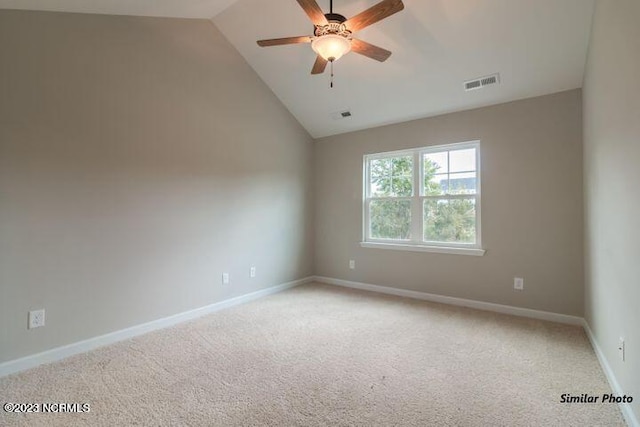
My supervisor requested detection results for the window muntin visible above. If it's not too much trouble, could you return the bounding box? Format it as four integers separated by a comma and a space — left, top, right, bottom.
364, 142, 481, 249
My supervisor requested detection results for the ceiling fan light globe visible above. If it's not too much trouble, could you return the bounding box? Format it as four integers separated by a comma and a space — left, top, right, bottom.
311, 34, 351, 62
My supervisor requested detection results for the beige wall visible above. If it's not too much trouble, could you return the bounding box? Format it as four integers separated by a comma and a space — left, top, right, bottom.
315, 90, 584, 316
0, 11, 314, 363
583, 0, 640, 422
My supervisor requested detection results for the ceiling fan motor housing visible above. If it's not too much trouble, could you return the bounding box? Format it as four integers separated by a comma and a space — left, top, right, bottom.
324, 13, 347, 23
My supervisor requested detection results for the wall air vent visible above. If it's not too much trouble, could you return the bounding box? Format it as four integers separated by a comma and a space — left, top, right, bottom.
464, 73, 500, 91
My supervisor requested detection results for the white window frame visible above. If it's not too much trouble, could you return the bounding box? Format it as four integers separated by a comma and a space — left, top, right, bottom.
361, 141, 485, 256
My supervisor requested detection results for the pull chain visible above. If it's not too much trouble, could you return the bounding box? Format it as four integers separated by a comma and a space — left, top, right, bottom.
330, 61, 334, 88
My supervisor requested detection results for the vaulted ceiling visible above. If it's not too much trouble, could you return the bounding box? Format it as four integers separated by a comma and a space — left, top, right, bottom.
0, 0, 595, 138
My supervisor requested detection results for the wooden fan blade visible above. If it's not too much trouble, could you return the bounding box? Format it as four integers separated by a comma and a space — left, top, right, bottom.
351, 38, 392, 62
311, 55, 328, 74
296, 0, 328, 26
345, 0, 404, 33
257, 36, 312, 47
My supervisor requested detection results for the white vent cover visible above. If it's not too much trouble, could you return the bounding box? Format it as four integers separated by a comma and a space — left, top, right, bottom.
330, 109, 352, 120
464, 73, 500, 91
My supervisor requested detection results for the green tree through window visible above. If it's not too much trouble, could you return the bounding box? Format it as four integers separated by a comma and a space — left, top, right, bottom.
369, 156, 412, 239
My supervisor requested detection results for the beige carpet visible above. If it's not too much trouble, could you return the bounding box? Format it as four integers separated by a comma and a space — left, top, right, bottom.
0, 283, 626, 426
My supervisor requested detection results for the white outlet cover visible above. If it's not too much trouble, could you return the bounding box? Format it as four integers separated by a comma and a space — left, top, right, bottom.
349, 260, 355, 269
28, 309, 45, 329
514, 277, 524, 290
222, 273, 230, 284
250, 267, 256, 278
619, 337, 625, 362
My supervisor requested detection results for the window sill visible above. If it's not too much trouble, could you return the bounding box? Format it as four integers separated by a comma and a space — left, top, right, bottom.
360, 241, 486, 256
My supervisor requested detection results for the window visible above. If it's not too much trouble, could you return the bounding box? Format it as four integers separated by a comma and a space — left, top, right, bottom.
362, 141, 484, 256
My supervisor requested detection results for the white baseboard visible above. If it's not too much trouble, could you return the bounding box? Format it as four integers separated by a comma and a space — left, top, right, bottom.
313, 276, 584, 325
0, 276, 313, 378
583, 320, 639, 427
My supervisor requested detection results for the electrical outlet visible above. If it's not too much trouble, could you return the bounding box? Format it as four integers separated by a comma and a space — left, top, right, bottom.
222, 273, 230, 285
28, 309, 45, 329
349, 260, 355, 270
514, 277, 524, 291
250, 267, 256, 278
619, 337, 625, 362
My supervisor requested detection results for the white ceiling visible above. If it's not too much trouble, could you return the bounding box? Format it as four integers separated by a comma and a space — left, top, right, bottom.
1, 0, 595, 138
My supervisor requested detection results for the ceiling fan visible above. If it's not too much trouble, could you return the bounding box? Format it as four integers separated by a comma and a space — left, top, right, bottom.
257, 0, 404, 79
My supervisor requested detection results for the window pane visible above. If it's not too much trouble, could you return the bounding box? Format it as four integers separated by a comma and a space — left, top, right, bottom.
448, 172, 477, 194
425, 173, 447, 196
370, 158, 391, 197
424, 152, 448, 174
370, 200, 411, 240
423, 198, 476, 244
391, 156, 413, 196
423, 152, 448, 196
449, 148, 476, 173
369, 156, 413, 197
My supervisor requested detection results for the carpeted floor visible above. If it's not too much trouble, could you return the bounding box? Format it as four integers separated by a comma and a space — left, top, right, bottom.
0, 283, 626, 426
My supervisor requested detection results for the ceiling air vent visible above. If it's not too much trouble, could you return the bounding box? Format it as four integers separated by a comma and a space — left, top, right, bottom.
464, 73, 500, 91
330, 109, 352, 120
